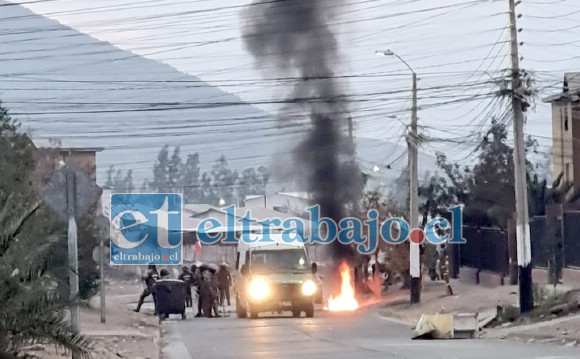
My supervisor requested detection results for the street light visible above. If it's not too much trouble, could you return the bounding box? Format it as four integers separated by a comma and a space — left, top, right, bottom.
375, 50, 415, 75
376, 48, 420, 304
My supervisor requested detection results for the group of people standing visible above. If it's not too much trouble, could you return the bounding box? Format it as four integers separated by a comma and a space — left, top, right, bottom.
134, 262, 232, 318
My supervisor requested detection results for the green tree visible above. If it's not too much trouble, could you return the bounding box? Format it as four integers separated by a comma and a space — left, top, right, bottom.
0, 103, 90, 358
388, 166, 409, 209
210, 155, 238, 206
140, 179, 150, 193
124, 169, 135, 193
105, 165, 115, 188
257, 165, 271, 192
105, 165, 134, 193
419, 120, 548, 227
168, 146, 183, 192
181, 153, 201, 203
238, 166, 271, 202
237, 168, 258, 203
199, 171, 218, 205
151, 145, 170, 193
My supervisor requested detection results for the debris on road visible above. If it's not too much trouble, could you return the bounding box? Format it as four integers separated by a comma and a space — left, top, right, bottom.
412, 314, 453, 339
412, 313, 478, 339
477, 306, 499, 329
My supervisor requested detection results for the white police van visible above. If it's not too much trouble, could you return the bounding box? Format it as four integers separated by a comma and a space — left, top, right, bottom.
233, 233, 320, 319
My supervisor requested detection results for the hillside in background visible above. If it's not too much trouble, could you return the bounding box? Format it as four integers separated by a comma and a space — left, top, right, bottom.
0, 0, 437, 194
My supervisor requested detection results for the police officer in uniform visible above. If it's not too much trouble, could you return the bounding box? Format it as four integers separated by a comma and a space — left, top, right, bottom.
134, 264, 159, 314
209, 267, 221, 317
439, 244, 453, 295
217, 263, 231, 306
194, 265, 205, 317
178, 266, 194, 307
198, 266, 221, 317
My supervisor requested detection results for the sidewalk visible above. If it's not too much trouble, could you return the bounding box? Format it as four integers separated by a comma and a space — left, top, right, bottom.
485, 313, 580, 345
380, 279, 520, 324
25, 279, 162, 358
379, 279, 580, 346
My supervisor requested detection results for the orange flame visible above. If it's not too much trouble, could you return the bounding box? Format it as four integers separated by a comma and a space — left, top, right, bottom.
327, 263, 359, 311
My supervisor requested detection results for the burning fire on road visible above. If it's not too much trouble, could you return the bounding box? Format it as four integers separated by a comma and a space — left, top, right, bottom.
326, 262, 359, 312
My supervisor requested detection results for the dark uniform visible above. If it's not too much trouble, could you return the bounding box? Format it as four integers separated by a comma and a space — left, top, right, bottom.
178, 266, 194, 307
439, 247, 453, 296
192, 265, 204, 317
199, 268, 221, 317
134, 265, 159, 314
209, 269, 221, 317
217, 264, 231, 306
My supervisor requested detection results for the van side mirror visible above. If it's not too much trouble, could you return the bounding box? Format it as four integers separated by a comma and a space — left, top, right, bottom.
311, 262, 318, 274
240, 264, 249, 276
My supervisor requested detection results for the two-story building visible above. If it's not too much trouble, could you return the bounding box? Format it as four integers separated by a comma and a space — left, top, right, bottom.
543, 73, 580, 199
32, 138, 103, 184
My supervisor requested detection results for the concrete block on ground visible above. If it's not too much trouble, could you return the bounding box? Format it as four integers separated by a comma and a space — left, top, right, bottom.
413, 314, 453, 339
479, 271, 503, 288
532, 268, 548, 285
453, 313, 478, 339
459, 267, 479, 284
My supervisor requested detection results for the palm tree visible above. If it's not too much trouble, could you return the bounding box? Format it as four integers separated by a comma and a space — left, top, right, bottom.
0, 102, 92, 358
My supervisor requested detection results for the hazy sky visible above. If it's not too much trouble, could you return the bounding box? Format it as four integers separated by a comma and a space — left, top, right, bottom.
8, 0, 580, 170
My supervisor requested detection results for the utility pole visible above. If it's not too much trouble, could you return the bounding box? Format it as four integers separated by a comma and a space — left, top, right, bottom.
409, 72, 420, 304
100, 236, 106, 323
508, 0, 533, 313
66, 166, 80, 359
375, 49, 420, 303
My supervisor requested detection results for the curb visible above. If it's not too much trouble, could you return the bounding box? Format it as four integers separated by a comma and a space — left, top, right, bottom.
159, 322, 194, 359
484, 313, 580, 339
156, 325, 163, 359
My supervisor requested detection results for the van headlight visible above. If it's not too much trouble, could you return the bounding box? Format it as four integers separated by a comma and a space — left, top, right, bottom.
249, 278, 270, 301
301, 280, 317, 296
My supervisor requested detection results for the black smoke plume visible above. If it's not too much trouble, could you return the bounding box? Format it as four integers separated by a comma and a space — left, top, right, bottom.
241, 0, 364, 265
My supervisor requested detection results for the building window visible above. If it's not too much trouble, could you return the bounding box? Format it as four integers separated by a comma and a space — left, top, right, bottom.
564, 107, 569, 131
566, 163, 570, 181
565, 119, 569, 131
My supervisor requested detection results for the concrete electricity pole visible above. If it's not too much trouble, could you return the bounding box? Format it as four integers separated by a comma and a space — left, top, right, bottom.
66, 167, 80, 336
409, 71, 420, 304
508, 0, 533, 313
375, 49, 420, 303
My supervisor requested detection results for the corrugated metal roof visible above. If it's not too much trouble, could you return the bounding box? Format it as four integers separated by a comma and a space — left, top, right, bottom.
244, 195, 264, 200
277, 192, 310, 199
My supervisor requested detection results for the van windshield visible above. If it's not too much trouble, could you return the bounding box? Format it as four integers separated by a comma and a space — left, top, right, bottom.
250, 249, 309, 273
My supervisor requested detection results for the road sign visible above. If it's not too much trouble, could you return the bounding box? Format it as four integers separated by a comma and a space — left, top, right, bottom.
41, 162, 102, 222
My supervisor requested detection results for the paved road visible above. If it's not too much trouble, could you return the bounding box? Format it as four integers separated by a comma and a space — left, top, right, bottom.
163, 307, 580, 359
